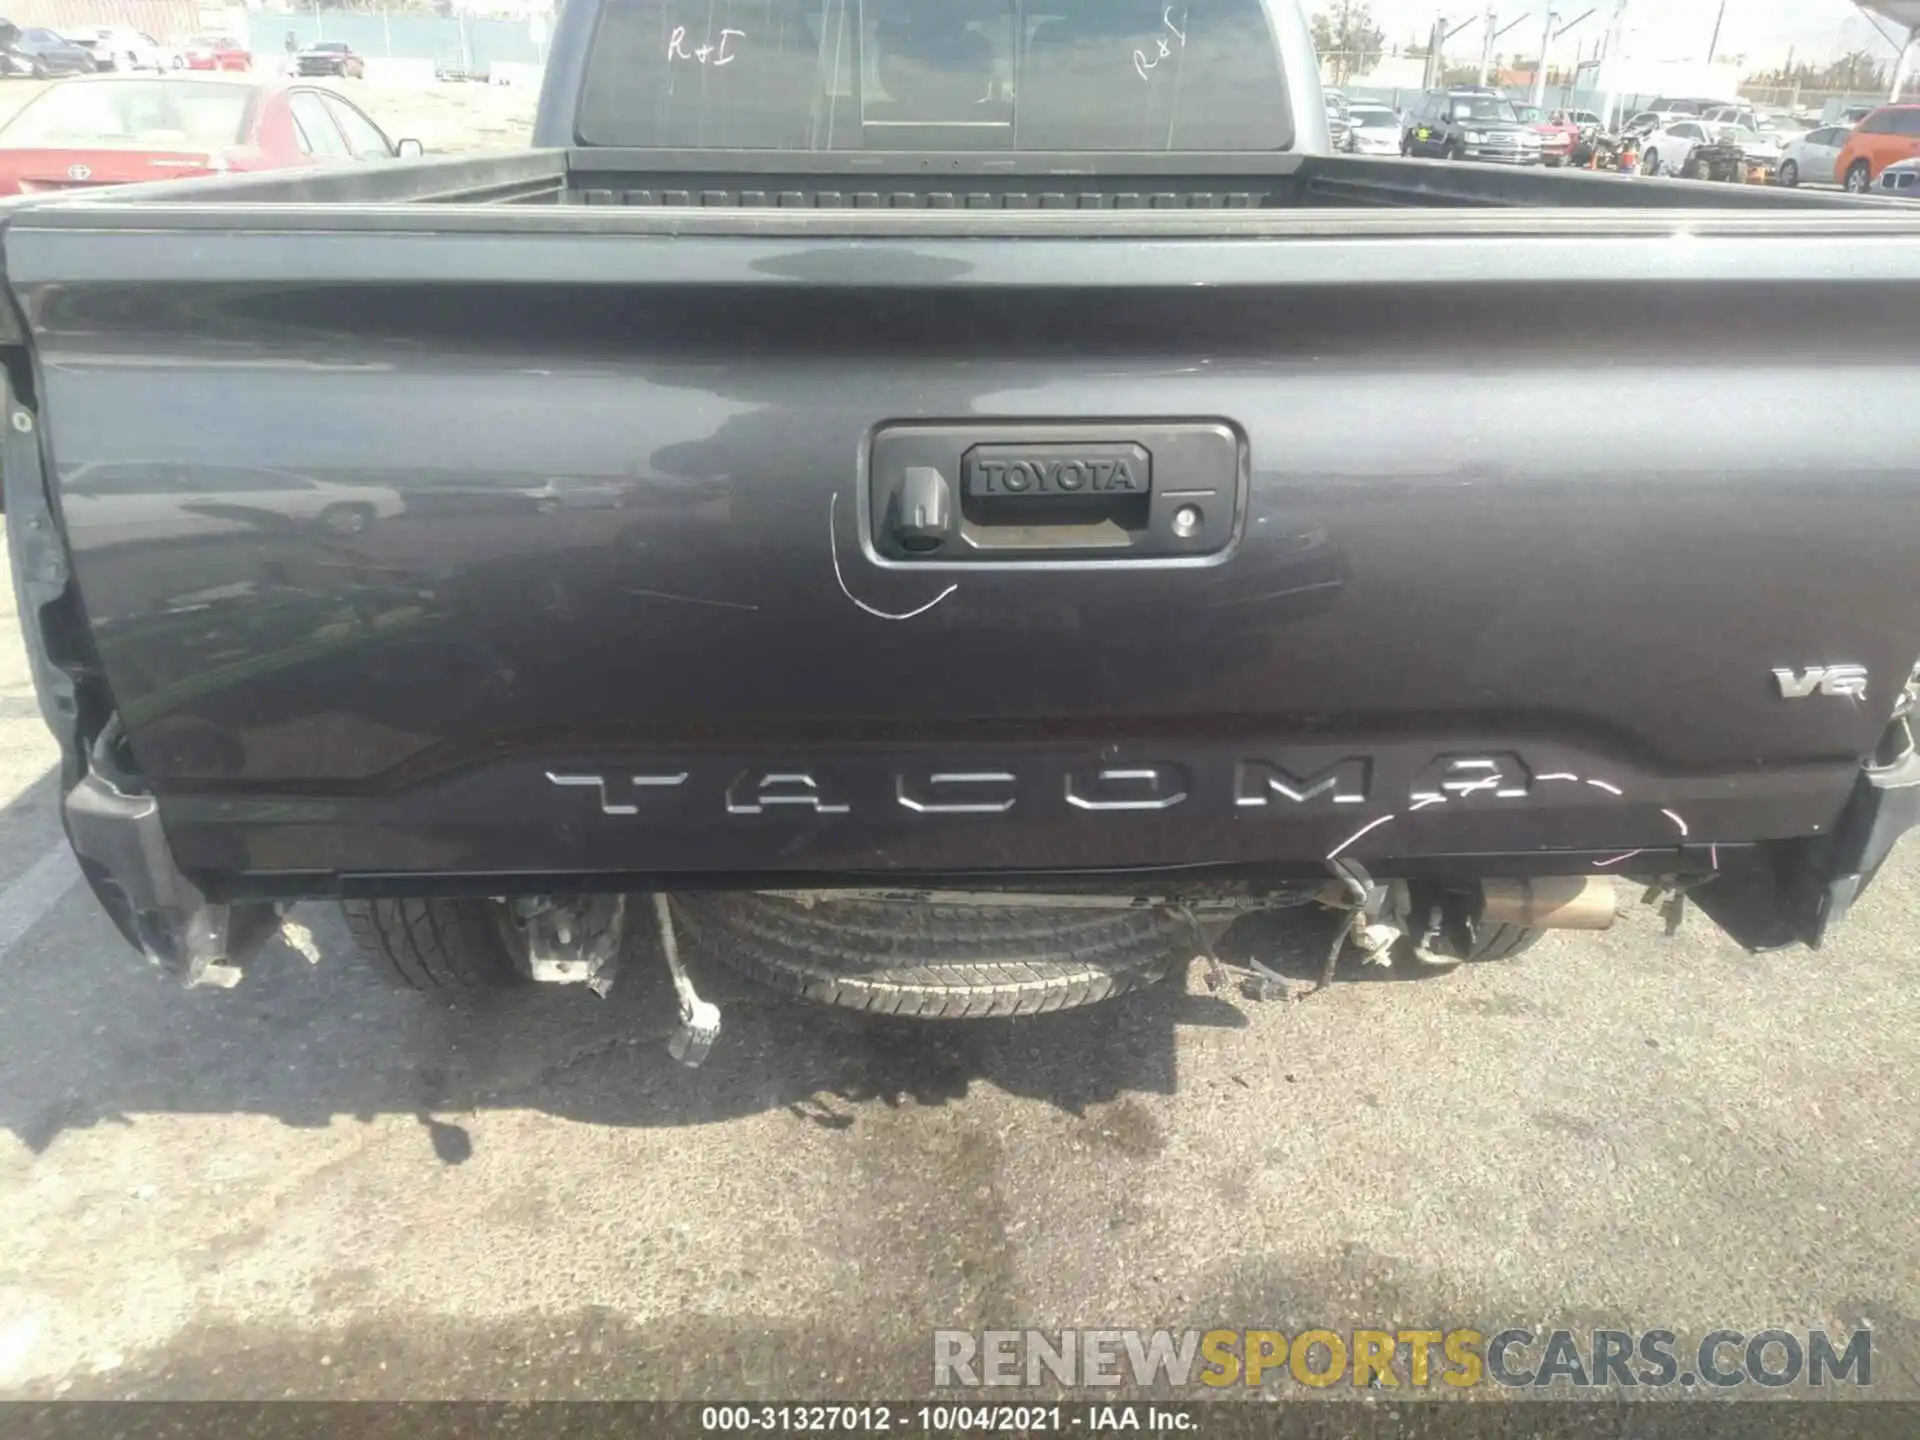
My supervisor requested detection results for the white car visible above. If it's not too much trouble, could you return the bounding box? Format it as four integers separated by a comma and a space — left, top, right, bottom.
1639, 119, 1778, 178
1777, 125, 1852, 187
1620, 110, 1688, 152
1877, 156, 1920, 196
1635, 118, 1713, 176
1343, 103, 1401, 155
1717, 122, 1783, 166
1700, 103, 1761, 132
73, 26, 171, 72
59, 463, 405, 546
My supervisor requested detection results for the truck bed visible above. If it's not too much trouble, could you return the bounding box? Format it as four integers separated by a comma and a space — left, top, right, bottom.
18, 145, 1893, 211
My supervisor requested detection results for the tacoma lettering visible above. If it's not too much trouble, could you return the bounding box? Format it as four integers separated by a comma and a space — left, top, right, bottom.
1235, 758, 1370, 808
540, 754, 1591, 819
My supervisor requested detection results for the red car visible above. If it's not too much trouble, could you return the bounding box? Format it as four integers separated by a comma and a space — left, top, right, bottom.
1511, 103, 1579, 167
180, 34, 251, 71
0, 74, 421, 195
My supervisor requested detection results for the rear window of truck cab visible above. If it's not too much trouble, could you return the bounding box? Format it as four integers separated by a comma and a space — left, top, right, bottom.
575, 0, 1295, 151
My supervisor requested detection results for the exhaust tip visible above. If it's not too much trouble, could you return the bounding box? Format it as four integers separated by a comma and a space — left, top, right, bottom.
1480, 876, 1616, 931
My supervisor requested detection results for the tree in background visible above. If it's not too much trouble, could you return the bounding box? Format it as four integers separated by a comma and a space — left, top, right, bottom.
1311, 2, 1386, 84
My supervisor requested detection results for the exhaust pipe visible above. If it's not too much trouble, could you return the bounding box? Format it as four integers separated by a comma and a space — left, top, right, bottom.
1480, 876, 1616, 931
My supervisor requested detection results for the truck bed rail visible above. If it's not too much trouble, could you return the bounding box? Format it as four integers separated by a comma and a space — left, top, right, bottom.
11, 148, 1900, 212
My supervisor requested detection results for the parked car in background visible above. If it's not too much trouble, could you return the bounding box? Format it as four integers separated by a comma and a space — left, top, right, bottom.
1402, 87, 1542, 164
295, 40, 364, 79
1324, 96, 1351, 153
1820, 98, 1879, 127
1511, 102, 1577, 165
0, 73, 421, 195
0, 24, 97, 77
1706, 106, 1795, 150
1777, 125, 1851, 187
1640, 118, 1779, 182
1647, 95, 1726, 117
1835, 104, 1920, 193
1628, 117, 1711, 176
179, 35, 251, 72
58, 462, 408, 544
1343, 102, 1401, 155
1877, 155, 1920, 194
1621, 109, 1683, 139
1715, 122, 1783, 176
73, 26, 169, 72
1700, 103, 1761, 132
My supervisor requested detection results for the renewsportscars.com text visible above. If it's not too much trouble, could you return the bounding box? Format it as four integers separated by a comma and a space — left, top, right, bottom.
932, 1327, 1872, 1391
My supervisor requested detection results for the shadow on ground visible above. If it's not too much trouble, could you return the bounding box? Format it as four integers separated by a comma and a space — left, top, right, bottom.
1, 820, 1425, 1158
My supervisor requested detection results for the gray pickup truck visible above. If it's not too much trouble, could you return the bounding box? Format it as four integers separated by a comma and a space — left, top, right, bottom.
4, 0, 1918, 1060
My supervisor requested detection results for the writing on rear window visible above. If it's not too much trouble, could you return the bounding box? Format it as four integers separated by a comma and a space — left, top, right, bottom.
577, 0, 1294, 152
1132, 5, 1187, 80
667, 25, 744, 65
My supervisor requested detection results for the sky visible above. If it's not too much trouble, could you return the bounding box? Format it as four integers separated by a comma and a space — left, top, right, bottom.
1352, 0, 1913, 71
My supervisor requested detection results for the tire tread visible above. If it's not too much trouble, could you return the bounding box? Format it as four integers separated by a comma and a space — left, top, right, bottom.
1468, 921, 1540, 962
340, 897, 520, 992
674, 893, 1180, 1018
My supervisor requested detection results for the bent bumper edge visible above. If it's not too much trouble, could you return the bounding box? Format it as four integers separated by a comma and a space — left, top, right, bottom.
63, 768, 278, 986
1692, 745, 1920, 950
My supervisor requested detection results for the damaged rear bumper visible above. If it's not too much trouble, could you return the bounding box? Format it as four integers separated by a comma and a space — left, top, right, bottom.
52, 740, 1920, 980
1691, 743, 1920, 951
64, 765, 279, 986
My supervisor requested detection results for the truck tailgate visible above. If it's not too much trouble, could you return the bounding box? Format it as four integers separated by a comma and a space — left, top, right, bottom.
10, 207, 1920, 889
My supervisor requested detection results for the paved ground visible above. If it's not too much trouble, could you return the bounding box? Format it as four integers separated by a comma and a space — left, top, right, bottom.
0, 80, 1912, 1410
0, 515, 1914, 1403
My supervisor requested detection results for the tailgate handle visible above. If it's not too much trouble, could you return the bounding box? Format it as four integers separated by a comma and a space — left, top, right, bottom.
954, 442, 1152, 552
869, 421, 1241, 565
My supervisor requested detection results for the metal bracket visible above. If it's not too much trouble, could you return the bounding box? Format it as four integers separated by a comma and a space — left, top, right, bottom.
512, 894, 627, 996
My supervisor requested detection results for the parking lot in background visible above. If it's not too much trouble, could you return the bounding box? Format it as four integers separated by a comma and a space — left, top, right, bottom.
0, 80, 1914, 1405
0, 74, 537, 156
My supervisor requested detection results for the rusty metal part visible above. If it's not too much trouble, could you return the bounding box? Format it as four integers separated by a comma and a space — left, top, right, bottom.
1479, 876, 1616, 930
758, 886, 1319, 915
